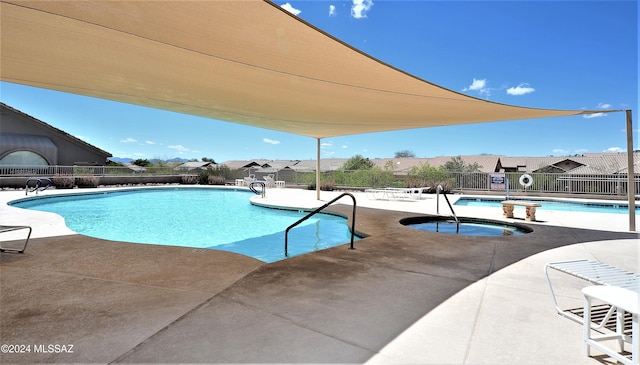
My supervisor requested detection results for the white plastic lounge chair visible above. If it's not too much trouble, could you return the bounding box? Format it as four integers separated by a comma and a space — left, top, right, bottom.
0, 225, 32, 253
365, 188, 389, 200
365, 187, 430, 201
243, 174, 256, 185
263, 174, 275, 188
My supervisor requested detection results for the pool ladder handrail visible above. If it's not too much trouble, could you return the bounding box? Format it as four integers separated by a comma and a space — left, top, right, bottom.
436, 185, 460, 232
249, 181, 265, 197
25, 178, 52, 195
284, 192, 356, 257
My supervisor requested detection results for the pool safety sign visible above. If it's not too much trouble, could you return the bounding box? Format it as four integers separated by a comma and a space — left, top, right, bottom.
490, 173, 506, 190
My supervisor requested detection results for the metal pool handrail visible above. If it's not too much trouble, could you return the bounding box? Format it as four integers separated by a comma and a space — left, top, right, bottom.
437, 185, 460, 231
249, 181, 265, 197
25, 177, 52, 195
284, 192, 356, 257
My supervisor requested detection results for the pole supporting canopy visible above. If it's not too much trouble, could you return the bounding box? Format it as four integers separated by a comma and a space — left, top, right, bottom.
0, 0, 618, 139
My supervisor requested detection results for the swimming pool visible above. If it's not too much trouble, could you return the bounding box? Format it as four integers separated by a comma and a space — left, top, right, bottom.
454, 197, 637, 214
10, 188, 359, 262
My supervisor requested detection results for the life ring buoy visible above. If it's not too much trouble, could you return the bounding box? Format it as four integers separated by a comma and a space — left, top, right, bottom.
519, 174, 533, 188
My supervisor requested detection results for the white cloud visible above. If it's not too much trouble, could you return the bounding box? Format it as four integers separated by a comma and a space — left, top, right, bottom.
583, 112, 605, 119
321, 142, 333, 148
168, 144, 190, 153
342, 145, 348, 149
606, 147, 623, 153
329, 5, 336, 16
552, 148, 569, 155
506, 83, 535, 96
351, 0, 373, 19
263, 138, 280, 145
467, 79, 486, 91
280, 2, 301, 15
583, 102, 614, 118
75, 135, 87, 140
463, 78, 490, 97
146, 140, 156, 145
120, 137, 137, 143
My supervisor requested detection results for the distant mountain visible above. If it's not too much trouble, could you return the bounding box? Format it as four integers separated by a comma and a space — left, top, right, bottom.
108, 157, 132, 164
165, 157, 190, 163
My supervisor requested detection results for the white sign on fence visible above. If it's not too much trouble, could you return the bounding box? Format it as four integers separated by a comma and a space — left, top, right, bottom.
490, 173, 506, 190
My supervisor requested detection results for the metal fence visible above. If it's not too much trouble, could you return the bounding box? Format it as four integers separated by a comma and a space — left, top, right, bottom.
1, 165, 638, 197
447, 172, 638, 196
0, 165, 204, 176
319, 170, 639, 197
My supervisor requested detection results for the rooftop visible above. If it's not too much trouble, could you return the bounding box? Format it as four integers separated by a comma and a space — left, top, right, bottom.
222, 152, 639, 175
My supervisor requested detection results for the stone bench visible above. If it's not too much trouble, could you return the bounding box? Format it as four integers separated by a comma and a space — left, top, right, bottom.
501, 200, 542, 221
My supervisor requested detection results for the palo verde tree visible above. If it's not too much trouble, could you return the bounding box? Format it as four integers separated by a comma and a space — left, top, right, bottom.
342, 154, 374, 170
394, 150, 416, 158
331, 154, 381, 188
443, 156, 482, 172
406, 162, 449, 189
131, 158, 151, 167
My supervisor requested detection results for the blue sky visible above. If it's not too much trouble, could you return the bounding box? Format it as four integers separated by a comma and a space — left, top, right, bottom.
1, 0, 637, 163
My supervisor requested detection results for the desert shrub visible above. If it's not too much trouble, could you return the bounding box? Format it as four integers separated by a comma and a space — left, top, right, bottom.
196, 165, 231, 185
320, 181, 335, 191
307, 177, 335, 191
52, 174, 75, 189
76, 175, 99, 188
207, 175, 225, 185
181, 175, 197, 184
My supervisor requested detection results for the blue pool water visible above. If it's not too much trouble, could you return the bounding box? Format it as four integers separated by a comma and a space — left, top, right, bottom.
454, 197, 637, 214
400, 216, 531, 236
11, 188, 358, 262
406, 220, 527, 236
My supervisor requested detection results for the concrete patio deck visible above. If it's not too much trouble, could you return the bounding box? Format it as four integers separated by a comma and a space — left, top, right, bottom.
0, 187, 638, 364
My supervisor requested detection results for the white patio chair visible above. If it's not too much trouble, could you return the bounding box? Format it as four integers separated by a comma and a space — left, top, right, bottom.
263, 174, 275, 188
243, 174, 256, 185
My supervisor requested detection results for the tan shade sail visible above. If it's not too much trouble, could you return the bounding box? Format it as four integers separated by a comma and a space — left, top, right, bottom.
0, 0, 618, 139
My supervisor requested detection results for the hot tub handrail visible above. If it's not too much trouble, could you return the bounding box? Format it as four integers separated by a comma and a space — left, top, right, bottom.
436, 185, 459, 228
284, 192, 356, 257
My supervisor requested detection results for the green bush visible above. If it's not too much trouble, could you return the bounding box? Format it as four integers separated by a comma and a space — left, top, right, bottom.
403, 163, 456, 192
